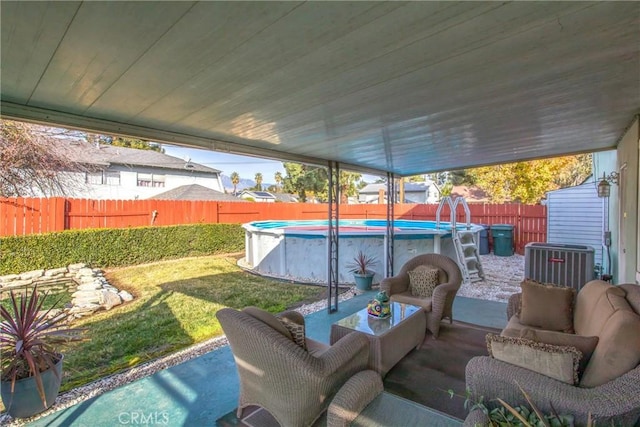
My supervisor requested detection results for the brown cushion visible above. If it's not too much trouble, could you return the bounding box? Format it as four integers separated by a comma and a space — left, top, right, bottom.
487, 333, 581, 384
520, 280, 575, 333
574, 280, 626, 336
408, 265, 440, 297
278, 316, 307, 350
243, 306, 293, 340
519, 328, 598, 377
580, 310, 640, 388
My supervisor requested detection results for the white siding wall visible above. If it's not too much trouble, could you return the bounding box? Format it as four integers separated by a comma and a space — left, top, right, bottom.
51, 165, 223, 200
546, 182, 604, 270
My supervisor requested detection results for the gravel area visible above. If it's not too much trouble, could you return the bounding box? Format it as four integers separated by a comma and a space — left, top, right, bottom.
458, 253, 525, 302
1, 255, 523, 426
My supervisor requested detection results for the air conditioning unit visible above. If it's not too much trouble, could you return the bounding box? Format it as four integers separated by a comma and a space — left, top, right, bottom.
524, 243, 595, 290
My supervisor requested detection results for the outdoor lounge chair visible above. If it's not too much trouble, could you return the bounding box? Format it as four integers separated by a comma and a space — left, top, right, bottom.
216, 306, 370, 427
380, 253, 463, 338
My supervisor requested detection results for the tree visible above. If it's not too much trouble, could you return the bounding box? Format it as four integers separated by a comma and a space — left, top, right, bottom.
274, 171, 283, 193
282, 162, 362, 203
466, 155, 592, 204
254, 173, 263, 191
100, 136, 164, 152
0, 120, 87, 197
230, 172, 240, 195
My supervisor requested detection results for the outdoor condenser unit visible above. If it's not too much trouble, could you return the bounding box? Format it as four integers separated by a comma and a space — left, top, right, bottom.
524, 243, 595, 290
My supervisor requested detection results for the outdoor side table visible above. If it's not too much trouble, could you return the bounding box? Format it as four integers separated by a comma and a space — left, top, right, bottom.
330, 302, 426, 377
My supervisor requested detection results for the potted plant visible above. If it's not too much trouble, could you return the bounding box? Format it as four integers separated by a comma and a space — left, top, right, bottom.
347, 250, 378, 291
1, 286, 84, 419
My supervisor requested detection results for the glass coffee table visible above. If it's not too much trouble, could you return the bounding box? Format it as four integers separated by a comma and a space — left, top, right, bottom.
330, 302, 426, 376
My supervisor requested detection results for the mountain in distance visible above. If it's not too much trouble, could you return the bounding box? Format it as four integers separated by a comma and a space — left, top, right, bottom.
220, 175, 275, 193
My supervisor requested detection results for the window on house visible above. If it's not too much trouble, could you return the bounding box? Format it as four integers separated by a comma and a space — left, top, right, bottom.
105, 171, 121, 186
86, 171, 103, 185
137, 173, 165, 187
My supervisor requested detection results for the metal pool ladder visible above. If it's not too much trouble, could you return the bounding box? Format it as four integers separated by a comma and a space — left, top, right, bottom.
436, 196, 485, 284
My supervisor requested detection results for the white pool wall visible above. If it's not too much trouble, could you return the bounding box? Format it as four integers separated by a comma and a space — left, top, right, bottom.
242, 220, 479, 284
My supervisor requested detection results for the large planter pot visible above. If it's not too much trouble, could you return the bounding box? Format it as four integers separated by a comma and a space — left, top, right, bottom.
353, 273, 374, 291
1, 356, 63, 419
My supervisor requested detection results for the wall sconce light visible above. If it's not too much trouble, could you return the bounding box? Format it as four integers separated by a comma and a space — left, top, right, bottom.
597, 172, 619, 198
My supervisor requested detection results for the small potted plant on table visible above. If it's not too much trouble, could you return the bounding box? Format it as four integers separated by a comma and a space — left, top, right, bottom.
347, 250, 378, 291
1, 286, 84, 419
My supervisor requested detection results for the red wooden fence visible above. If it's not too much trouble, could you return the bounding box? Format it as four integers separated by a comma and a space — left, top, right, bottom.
0, 197, 546, 254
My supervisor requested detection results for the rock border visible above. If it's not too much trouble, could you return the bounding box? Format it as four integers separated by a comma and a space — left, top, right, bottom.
0, 264, 133, 318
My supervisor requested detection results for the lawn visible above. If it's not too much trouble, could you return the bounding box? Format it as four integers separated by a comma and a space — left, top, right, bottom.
60, 254, 327, 390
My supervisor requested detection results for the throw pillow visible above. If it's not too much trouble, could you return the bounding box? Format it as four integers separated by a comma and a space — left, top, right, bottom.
277, 316, 307, 350
519, 328, 598, 377
520, 279, 575, 333
407, 265, 440, 298
486, 333, 581, 384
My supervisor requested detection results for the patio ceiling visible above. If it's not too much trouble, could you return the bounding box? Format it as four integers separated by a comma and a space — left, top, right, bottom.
1, 1, 638, 176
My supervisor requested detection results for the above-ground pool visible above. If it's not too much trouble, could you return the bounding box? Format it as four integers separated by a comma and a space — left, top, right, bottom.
240, 219, 484, 285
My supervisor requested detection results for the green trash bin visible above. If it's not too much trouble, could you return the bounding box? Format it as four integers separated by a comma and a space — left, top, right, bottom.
491, 224, 514, 256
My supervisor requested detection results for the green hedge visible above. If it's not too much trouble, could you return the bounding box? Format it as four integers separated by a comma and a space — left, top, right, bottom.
0, 224, 245, 275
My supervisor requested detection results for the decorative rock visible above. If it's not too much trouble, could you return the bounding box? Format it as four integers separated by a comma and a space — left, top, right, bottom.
101, 290, 122, 310
44, 267, 68, 277
77, 283, 102, 291
20, 269, 45, 280
76, 267, 95, 277
119, 291, 134, 302
0, 274, 19, 283
79, 276, 99, 284
68, 263, 87, 271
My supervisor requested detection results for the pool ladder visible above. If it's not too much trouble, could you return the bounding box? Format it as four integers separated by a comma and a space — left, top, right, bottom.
436, 197, 485, 284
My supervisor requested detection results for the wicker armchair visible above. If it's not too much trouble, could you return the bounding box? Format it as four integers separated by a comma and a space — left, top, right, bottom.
216, 307, 370, 427
380, 253, 463, 338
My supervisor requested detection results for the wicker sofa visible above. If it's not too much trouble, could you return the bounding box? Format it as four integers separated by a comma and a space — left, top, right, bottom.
380, 253, 462, 338
465, 280, 640, 426
217, 306, 370, 427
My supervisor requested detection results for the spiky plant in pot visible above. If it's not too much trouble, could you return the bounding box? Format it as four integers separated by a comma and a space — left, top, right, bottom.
347, 250, 378, 291
0, 286, 85, 418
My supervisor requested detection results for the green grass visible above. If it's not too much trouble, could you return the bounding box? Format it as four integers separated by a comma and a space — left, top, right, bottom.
60, 255, 326, 391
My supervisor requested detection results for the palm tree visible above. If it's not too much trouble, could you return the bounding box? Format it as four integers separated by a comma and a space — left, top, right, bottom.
230, 172, 240, 196
254, 173, 263, 191
274, 171, 283, 193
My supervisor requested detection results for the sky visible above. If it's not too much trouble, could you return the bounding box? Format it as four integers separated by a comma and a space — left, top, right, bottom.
162, 144, 285, 181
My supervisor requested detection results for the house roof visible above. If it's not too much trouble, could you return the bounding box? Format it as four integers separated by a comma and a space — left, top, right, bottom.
272, 193, 299, 203
450, 186, 490, 203
240, 190, 276, 200
149, 184, 244, 201
1, 2, 638, 176
61, 141, 220, 174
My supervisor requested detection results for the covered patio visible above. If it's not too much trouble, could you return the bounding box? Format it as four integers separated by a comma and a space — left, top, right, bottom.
1, 1, 639, 426
23, 294, 507, 426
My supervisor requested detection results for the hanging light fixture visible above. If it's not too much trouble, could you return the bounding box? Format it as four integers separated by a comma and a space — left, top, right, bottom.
597, 172, 619, 198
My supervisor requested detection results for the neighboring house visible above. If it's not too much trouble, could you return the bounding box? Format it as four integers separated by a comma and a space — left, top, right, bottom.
48, 141, 224, 200
358, 181, 440, 204
240, 190, 277, 202
150, 184, 246, 202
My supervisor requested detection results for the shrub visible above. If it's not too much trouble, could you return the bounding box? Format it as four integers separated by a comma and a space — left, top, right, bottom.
0, 224, 245, 274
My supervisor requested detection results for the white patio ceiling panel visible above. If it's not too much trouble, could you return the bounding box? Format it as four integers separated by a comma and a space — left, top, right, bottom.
1, 1, 638, 176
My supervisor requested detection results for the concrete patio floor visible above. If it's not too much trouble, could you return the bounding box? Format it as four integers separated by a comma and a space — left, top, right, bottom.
26, 293, 507, 427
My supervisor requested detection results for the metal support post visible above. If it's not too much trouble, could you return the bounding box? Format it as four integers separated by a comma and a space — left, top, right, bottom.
327, 161, 340, 312
385, 172, 396, 277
